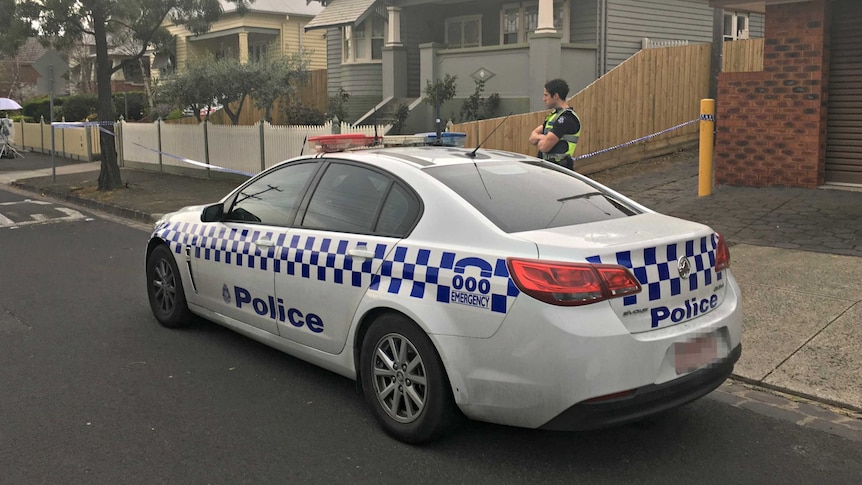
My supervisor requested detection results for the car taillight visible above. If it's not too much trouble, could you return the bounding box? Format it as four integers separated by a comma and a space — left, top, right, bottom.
507, 258, 641, 306
715, 233, 730, 273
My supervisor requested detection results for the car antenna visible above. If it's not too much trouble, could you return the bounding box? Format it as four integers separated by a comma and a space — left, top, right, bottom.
466, 112, 512, 201
299, 134, 308, 156
373, 105, 379, 146
466, 112, 514, 158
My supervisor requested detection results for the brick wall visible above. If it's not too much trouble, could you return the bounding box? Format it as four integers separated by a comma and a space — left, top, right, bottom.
715, 0, 829, 188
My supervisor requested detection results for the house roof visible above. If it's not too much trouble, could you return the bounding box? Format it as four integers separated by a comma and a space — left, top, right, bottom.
304, 0, 377, 31
3, 38, 48, 64
219, 0, 324, 17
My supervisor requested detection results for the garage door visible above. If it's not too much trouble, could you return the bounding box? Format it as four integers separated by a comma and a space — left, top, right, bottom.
826, 0, 862, 184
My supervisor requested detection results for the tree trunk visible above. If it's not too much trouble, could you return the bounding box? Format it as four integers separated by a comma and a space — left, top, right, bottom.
93, 6, 123, 191
140, 57, 154, 111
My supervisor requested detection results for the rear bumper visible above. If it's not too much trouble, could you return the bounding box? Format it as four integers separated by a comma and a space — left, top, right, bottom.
539, 344, 741, 431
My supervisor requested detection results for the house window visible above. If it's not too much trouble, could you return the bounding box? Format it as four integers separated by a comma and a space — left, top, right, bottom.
343, 15, 386, 63
502, 1, 568, 45
723, 12, 749, 41
445, 15, 482, 49
248, 43, 268, 63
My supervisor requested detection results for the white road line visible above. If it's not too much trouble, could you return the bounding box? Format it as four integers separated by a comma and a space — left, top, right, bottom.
0, 203, 87, 229
0, 200, 51, 206
55, 207, 86, 220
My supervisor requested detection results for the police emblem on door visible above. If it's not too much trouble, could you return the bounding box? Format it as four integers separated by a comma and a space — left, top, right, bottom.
677, 256, 692, 279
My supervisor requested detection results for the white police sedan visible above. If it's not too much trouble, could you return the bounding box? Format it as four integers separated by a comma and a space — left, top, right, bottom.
145, 140, 742, 444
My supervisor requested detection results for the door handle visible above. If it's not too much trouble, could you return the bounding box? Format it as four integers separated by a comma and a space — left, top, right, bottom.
348, 248, 375, 259
255, 238, 275, 247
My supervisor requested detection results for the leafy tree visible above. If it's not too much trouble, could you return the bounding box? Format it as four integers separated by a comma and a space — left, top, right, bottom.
154, 55, 219, 123
422, 74, 457, 108
253, 50, 310, 123
212, 57, 265, 125
160, 51, 311, 125
459, 79, 500, 122
423, 74, 457, 130
389, 104, 410, 135
13, 0, 251, 190
0, 0, 31, 57
327, 87, 350, 123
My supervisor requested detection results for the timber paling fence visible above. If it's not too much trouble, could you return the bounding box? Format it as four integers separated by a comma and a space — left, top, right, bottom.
451, 38, 765, 174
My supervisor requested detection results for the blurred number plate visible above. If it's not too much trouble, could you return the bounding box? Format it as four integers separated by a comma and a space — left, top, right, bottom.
674, 335, 718, 375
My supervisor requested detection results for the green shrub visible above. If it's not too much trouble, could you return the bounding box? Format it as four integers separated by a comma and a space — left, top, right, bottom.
22, 97, 62, 122
62, 94, 98, 121
166, 108, 184, 120
390, 104, 410, 135
327, 87, 350, 122
459, 80, 500, 122
284, 102, 325, 125
112, 91, 148, 120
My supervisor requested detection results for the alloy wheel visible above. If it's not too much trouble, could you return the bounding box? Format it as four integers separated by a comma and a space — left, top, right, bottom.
152, 259, 177, 314
372, 333, 428, 423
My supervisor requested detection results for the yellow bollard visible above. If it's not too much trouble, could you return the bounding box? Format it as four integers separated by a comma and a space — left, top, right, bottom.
698, 99, 715, 197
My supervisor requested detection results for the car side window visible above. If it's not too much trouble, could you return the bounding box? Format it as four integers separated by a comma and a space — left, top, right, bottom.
302, 163, 390, 233
376, 183, 420, 236
225, 162, 317, 226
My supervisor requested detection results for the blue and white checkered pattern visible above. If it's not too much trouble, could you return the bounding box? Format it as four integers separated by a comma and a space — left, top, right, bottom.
586, 234, 723, 307
275, 234, 386, 288
157, 223, 387, 286
154, 222, 520, 314
372, 246, 520, 314
158, 222, 280, 271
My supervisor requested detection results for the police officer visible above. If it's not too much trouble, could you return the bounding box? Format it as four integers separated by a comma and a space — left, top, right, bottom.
529, 79, 581, 170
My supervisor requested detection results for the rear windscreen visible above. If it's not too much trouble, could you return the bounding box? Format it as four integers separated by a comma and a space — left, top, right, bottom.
425, 161, 640, 233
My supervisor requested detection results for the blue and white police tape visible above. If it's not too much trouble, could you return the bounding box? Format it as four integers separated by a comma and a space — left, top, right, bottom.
573, 117, 701, 162
52, 121, 254, 177
126, 139, 254, 177
51, 121, 117, 128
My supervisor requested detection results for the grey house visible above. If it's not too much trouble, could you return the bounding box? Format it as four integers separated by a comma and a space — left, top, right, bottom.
305, 0, 763, 129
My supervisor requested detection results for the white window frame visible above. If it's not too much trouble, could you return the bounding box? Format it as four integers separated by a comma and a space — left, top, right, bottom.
445, 15, 482, 49
723, 11, 750, 41
342, 15, 386, 64
500, 0, 569, 45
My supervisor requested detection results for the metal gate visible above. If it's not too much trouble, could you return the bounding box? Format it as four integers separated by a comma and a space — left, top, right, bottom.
826, 0, 862, 184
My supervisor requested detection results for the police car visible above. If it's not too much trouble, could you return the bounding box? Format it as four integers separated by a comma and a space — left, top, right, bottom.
145, 134, 742, 444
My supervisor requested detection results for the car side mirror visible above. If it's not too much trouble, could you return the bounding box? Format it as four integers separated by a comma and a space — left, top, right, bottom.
201, 203, 224, 222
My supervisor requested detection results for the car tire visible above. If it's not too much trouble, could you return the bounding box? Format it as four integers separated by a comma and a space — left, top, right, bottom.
146, 244, 192, 328
360, 313, 460, 444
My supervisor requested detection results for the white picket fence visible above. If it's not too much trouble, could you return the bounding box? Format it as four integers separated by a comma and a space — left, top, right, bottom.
120, 120, 390, 176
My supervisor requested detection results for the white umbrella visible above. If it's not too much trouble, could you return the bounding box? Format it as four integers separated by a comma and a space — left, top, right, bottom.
0, 98, 23, 111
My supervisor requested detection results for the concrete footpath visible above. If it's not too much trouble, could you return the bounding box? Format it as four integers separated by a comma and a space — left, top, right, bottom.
2, 149, 861, 427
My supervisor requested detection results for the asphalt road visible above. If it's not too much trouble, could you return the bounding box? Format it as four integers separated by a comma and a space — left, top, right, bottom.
1, 187, 861, 484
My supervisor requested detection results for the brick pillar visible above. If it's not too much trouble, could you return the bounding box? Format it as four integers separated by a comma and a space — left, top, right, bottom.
715, 0, 830, 188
